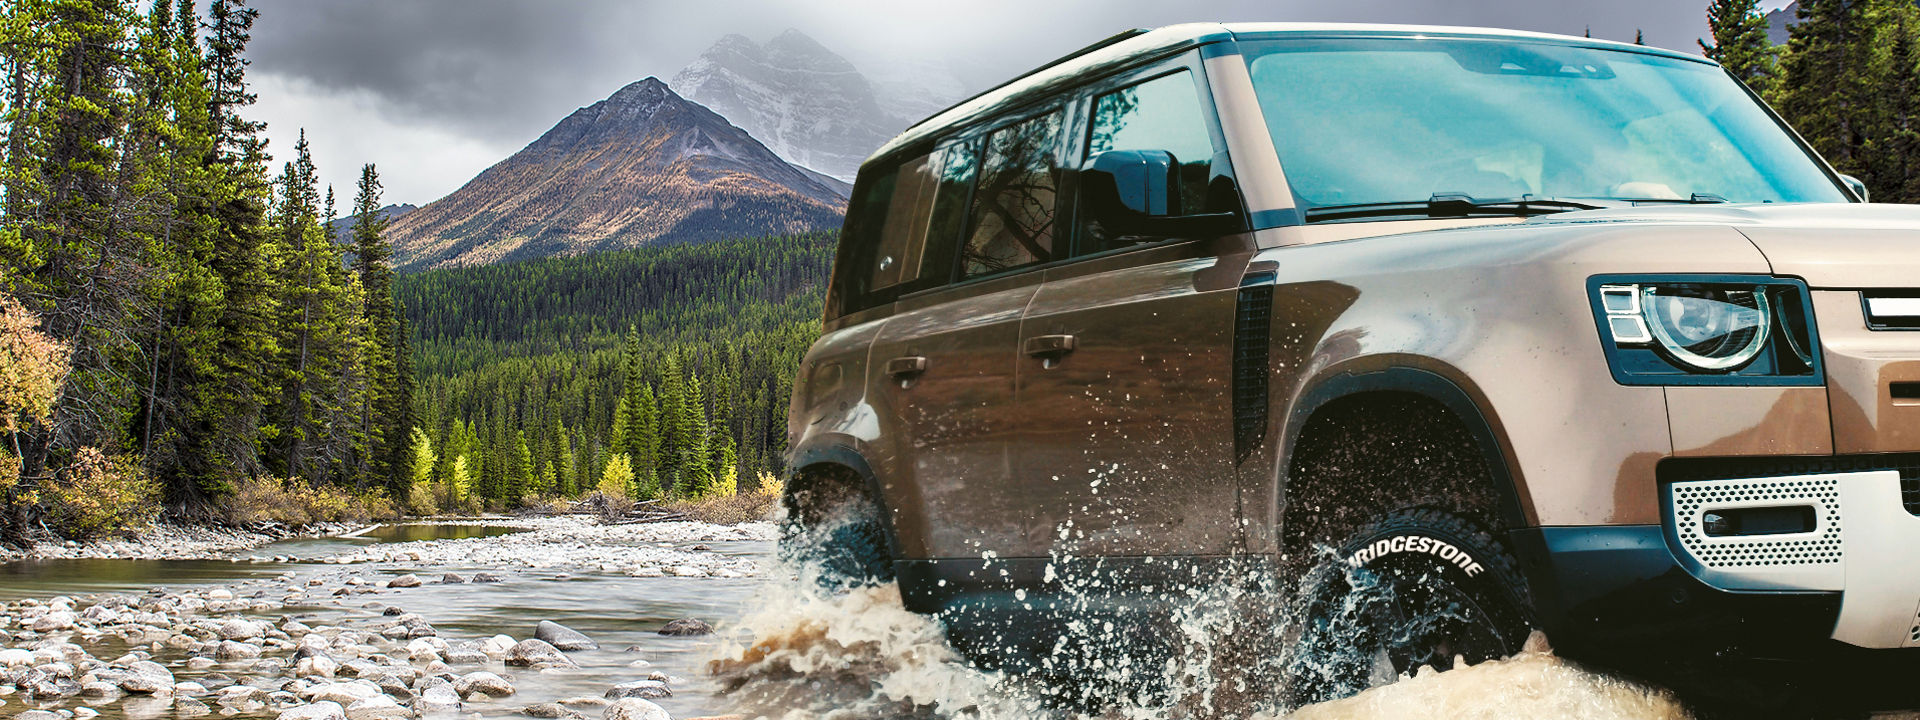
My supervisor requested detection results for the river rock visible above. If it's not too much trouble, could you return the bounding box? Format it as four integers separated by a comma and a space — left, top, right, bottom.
73, 708, 100, 720
520, 703, 576, 718
380, 615, 434, 639
602, 681, 669, 700
386, 575, 421, 589
0, 648, 31, 667
295, 655, 337, 679
534, 621, 598, 651
415, 684, 459, 712
656, 619, 711, 637
277, 701, 346, 720
471, 574, 503, 584
442, 645, 486, 665
344, 694, 409, 720
79, 681, 122, 700
16, 710, 62, 720
601, 698, 670, 720
206, 589, 233, 601
175, 696, 212, 717
453, 672, 513, 698
307, 681, 380, 706
27, 676, 81, 698
480, 636, 516, 659
439, 574, 465, 584
504, 640, 574, 668
218, 620, 264, 641
215, 641, 261, 661
31, 611, 76, 632
555, 697, 607, 709
216, 685, 267, 707
119, 661, 174, 693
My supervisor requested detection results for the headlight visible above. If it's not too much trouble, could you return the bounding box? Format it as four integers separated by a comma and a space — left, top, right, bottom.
1590, 276, 1821, 386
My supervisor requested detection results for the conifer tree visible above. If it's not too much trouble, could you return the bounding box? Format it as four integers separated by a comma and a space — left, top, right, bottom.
1774, 0, 1878, 178
1700, 0, 1780, 94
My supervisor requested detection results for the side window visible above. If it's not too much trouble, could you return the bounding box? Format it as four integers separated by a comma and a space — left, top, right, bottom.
1083, 70, 1220, 250
866, 153, 937, 292
963, 111, 1064, 278
838, 143, 980, 314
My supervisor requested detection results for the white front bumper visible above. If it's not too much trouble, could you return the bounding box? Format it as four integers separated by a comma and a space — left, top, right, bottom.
1668, 470, 1920, 649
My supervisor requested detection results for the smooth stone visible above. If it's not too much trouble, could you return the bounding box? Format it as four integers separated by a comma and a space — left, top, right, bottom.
470, 574, 503, 584
306, 681, 380, 706
441, 646, 486, 665
533, 622, 598, 651
17, 710, 62, 720
386, 575, 421, 589
414, 684, 459, 712
276, 701, 346, 720
520, 703, 573, 718
479, 636, 515, 659
503, 640, 574, 668
554, 697, 606, 708
601, 699, 670, 720
217, 620, 264, 641
452, 672, 512, 698
601, 681, 669, 700
655, 619, 711, 637
206, 590, 233, 601
438, 574, 465, 585
31, 612, 76, 632
343, 695, 409, 720
174, 697, 212, 717
120, 661, 174, 693
214, 642, 261, 661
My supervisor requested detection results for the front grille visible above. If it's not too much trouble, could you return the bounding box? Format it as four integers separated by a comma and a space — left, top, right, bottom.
1660, 453, 1920, 516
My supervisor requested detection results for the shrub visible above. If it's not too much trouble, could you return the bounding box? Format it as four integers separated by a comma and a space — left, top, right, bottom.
44, 447, 158, 539
600, 454, 634, 499
0, 295, 66, 439
222, 476, 400, 527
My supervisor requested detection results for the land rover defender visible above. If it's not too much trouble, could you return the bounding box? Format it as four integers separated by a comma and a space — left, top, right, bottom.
783, 23, 1920, 707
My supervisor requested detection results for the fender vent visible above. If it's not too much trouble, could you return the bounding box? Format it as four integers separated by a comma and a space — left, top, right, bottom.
1232, 272, 1276, 463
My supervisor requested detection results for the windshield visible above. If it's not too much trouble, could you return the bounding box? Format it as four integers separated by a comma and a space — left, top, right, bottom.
1243, 37, 1850, 217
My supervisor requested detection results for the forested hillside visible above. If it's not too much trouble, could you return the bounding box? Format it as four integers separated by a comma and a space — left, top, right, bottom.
394, 232, 834, 508
0, 0, 415, 539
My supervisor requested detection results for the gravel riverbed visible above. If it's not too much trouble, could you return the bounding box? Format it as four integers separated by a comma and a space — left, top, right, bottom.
0, 518, 776, 720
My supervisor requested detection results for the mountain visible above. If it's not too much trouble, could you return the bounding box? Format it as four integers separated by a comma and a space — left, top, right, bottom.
384, 77, 846, 274
329, 203, 415, 243
671, 29, 968, 181
1766, 3, 1795, 45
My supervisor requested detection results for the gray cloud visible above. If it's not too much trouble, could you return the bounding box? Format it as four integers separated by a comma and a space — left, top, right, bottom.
244, 0, 1790, 206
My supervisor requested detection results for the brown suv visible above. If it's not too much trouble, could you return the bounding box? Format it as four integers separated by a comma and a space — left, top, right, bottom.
783, 23, 1920, 707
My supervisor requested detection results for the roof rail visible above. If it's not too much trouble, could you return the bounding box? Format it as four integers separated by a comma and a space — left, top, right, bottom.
909, 28, 1152, 132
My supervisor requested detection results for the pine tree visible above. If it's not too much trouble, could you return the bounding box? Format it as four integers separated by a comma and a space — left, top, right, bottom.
350, 163, 404, 489
628, 382, 659, 490
1872, 8, 1920, 202
1774, 0, 1878, 179
508, 431, 533, 502
1700, 0, 1780, 94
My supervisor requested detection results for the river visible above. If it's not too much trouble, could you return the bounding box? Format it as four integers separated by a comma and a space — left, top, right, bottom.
0, 520, 1697, 720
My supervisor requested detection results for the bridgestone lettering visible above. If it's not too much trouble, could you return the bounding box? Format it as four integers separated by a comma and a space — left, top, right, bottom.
1347, 535, 1485, 577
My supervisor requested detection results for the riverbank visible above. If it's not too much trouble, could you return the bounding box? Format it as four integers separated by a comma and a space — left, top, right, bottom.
0, 522, 367, 563
0, 517, 777, 720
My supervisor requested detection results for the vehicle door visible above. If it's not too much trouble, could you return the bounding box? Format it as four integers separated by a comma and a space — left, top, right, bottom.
1012, 57, 1254, 559
865, 109, 1070, 559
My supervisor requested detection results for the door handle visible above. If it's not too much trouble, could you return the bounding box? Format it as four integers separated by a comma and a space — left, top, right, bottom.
886, 356, 928, 378
1024, 334, 1077, 358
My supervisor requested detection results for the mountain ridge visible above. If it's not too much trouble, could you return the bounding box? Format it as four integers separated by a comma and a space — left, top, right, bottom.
384, 77, 845, 274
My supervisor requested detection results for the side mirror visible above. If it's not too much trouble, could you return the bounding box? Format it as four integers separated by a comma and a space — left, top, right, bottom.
1840, 174, 1869, 202
1083, 149, 1177, 217
1080, 150, 1243, 242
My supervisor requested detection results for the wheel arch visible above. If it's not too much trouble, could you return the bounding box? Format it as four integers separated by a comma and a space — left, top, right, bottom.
1279, 362, 1534, 537
785, 444, 905, 561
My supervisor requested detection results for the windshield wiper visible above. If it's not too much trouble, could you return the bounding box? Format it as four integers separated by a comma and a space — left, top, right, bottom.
1304, 193, 1609, 223
1607, 193, 1730, 204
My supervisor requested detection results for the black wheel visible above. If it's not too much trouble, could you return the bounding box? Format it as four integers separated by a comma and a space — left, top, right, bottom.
778, 480, 893, 591
1285, 507, 1534, 706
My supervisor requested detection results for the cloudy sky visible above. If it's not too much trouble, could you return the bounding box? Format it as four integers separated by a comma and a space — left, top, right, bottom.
245, 0, 1796, 208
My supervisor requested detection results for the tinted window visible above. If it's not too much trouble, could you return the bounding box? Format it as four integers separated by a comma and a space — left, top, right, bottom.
867, 153, 937, 291
963, 111, 1063, 278
1088, 70, 1216, 217
919, 142, 977, 286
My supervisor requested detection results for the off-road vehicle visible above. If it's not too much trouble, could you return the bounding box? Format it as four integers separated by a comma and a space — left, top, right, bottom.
783, 23, 1920, 707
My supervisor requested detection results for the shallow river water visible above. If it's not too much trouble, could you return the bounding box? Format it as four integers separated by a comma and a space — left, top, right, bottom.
0, 522, 1700, 720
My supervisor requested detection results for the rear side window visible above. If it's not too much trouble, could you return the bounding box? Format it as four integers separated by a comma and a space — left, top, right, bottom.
963, 111, 1064, 278
835, 143, 981, 315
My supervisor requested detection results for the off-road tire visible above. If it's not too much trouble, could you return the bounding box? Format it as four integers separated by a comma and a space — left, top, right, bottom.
778, 484, 893, 591
1284, 507, 1534, 706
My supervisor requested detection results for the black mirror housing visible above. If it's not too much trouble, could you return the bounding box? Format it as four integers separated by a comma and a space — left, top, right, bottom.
1080, 149, 1245, 244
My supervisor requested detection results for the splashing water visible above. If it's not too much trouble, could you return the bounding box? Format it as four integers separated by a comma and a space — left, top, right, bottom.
706, 575, 1691, 720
